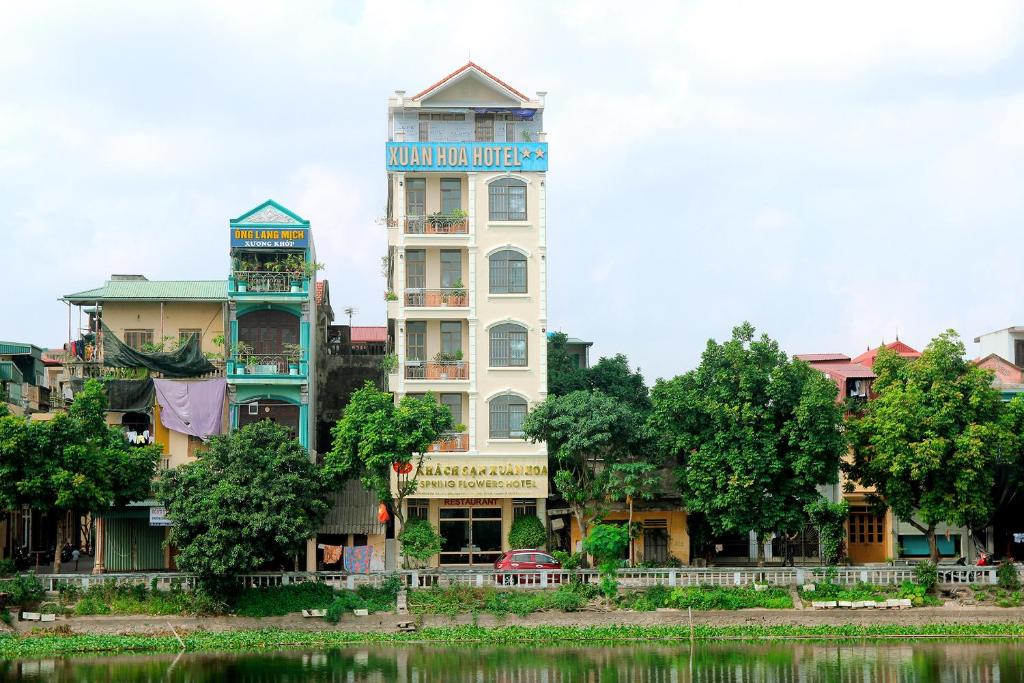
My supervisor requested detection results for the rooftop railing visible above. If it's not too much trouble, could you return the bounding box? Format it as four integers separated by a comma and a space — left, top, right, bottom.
233, 271, 305, 293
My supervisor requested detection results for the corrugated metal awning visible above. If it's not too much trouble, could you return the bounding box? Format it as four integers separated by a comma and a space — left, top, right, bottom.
319, 480, 386, 536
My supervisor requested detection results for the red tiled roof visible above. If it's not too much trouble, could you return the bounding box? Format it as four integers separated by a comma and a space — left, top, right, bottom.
795, 353, 851, 363
813, 362, 876, 380
852, 340, 922, 367
350, 326, 387, 343
412, 61, 529, 102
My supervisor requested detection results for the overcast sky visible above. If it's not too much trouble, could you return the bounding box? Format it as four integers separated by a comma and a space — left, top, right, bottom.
4, 1, 1024, 382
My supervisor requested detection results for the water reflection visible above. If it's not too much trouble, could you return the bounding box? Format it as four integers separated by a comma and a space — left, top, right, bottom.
2, 641, 1023, 682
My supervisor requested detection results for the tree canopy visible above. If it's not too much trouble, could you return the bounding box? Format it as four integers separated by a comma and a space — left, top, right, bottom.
323, 381, 452, 526
547, 332, 650, 413
523, 389, 649, 542
156, 420, 329, 589
649, 322, 846, 564
0, 379, 161, 573
846, 330, 1016, 562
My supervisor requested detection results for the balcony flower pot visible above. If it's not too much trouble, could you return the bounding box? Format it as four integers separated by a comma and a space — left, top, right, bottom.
289, 279, 302, 293
288, 363, 299, 375
237, 281, 248, 292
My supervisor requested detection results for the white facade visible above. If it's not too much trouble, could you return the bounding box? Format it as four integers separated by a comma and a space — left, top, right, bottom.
385, 64, 550, 566
975, 326, 1024, 366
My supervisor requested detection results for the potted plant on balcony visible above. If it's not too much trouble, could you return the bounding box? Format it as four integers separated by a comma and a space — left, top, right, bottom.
384, 290, 398, 302
283, 343, 303, 375
449, 278, 467, 306
433, 350, 463, 379
233, 341, 254, 374
235, 259, 254, 292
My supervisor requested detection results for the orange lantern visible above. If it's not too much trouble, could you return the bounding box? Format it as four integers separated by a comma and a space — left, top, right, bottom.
392, 461, 413, 475
377, 503, 390, 523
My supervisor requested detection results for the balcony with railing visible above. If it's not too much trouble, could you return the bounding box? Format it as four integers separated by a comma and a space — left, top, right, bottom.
404, 215, 469, 235
405, 360, 470, 381
231, 271, 309, 296
228, 354, 306, 379
404, 288, 468, 308
430, 432, 469, 453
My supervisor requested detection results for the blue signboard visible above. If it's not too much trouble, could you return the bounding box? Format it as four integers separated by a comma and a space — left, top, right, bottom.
386, 142, 548, 172
230, 227, 308, 249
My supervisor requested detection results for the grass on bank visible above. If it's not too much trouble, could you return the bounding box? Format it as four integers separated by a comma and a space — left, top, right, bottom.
800, 581, 941, 607
4, 623, 1024, 658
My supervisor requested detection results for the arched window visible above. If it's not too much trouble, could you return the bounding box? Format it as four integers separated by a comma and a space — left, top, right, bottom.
490, 323, 528, 367
489, 250, 527, 294
490, 394, 528, 439
488, 177, 527, 221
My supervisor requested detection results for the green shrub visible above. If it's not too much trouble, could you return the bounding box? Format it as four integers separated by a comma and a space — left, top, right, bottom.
583, 525, 629, 564
914, 561, 937, 593
71, 580, 225, 616
399, 520, 443, 567
0, 560, 15, 577
997, 561, 1021, 591
551, 551, 582, 570
0, 609, 11, 626
0, 574, 44, 606
38, 602, 60, 615
664, 585, 792, 610
508, 515, 547, 550
550, 583, 596, 612
232, 581, 335, 617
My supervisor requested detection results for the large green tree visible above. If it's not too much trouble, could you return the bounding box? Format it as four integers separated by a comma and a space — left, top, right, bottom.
546, 332, 650, 413
0, 380, 161, 573
156, 420, 329, 588
846, 330, 1015, 563
649, 322, 846, 564
546, 332, 588, 397
323, 382, 452, 528
522, 390, 647, 544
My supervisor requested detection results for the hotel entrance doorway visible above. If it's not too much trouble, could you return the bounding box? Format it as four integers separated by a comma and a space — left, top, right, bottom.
439, 506, 502, 566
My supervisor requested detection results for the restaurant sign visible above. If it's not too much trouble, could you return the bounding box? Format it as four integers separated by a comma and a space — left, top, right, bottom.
386, 142, 548, 172
393, 456, 548, 498
230, 228, 309, 249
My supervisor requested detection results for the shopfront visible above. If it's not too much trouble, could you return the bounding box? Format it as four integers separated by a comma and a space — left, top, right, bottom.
396, 456, 548, 567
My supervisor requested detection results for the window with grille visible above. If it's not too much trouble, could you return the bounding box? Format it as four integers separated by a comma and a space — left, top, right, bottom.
440, 178, 461, 214
440, 393, 462, 426
475, 114, 494, 141
488, 178, 527, 220
440, 250, 462, 288
440, 321, 462, 356
490, 323, 528, 367
123, 329, 154, 351
178, 329, 201, 346
489, 394, 528, 439
406, 249, 426, 289
406, 178, 426, 217
407, 499, 429, 521
489, 250, 527, 293
513, 498, 537, 519
406, 322, 425, 361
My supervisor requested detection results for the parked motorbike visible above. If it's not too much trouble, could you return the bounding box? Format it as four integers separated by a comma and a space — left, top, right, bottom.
12, 545, 31, 571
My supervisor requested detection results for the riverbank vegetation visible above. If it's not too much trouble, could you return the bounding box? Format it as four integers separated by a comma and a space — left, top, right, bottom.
4, 623, 1024, 658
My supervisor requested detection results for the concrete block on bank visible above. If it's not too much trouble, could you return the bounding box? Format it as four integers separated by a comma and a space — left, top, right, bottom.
20, 612, 40, 621
886, 599, 900, 609
837, 600, 853, 608
754, 584, 768, 591
811, 601, 837, 609
353, 608, 369, 617
301, 609, 327, 618
655, 608, 680, 613
898, 599, 912, 609
801, 583, 816, 592
40, 613, 56, 622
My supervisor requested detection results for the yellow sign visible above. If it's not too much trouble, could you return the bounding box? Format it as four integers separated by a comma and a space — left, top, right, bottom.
393, 456, 549, 498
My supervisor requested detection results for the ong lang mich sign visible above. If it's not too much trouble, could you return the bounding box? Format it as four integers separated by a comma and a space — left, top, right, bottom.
393, 456, 549, 498
386, 142, 548, 172
230, 228, 309, 249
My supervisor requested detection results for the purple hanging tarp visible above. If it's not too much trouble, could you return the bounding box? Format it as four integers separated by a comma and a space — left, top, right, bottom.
153, 378, 226, 440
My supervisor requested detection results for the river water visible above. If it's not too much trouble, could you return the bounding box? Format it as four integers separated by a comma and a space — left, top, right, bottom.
2, 642, 1023, 681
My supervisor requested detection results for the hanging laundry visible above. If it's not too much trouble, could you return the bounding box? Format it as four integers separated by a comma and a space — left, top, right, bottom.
153, 378, 226, 440
343, 546, 373, 574
322, 545, 343, 565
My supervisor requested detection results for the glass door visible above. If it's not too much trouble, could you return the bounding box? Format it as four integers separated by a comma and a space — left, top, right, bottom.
439, 507, 503, 565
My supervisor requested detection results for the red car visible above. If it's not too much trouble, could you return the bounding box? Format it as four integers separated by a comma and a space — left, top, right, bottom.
494, 549, 562, 585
